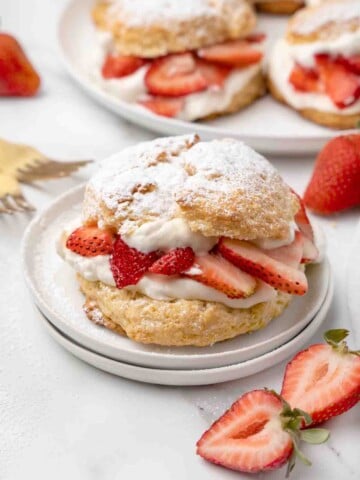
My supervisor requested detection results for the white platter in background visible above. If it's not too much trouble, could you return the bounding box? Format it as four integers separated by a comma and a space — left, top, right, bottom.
57, 0, 356, 155
23, 184, 331, 371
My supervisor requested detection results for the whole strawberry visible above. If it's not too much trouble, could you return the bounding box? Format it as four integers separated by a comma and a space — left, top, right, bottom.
304, 135, 360, 214
0, 33, 40, 96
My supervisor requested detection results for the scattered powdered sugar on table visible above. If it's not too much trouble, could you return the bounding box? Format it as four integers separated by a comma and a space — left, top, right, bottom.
84, 134, 285, 235
293, 0, 360, 35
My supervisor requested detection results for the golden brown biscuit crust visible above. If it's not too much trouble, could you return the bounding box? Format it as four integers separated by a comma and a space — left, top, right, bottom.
92, 0, 257, 58
257, 1, 303, 15
79, 275, 292, 347
268, 77, 360, 130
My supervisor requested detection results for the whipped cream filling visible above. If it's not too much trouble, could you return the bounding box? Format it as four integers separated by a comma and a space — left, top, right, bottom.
89, 32, 263, 121
269, 31, 360, 114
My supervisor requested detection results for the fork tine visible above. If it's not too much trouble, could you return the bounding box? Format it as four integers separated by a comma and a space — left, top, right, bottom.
17, 158, 93, 182
13, 193, 35, 211
0, 198, 15, 214
3, 194, 25, 212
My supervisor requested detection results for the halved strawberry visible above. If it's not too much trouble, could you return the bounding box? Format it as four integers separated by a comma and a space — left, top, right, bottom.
292, 189, 315, 243
197, 40, 263, 68
315, 54, 360, 109
145, 53, 208, 97
281, 329, 360, 426
110, 236, 158, 288
101, 54, 146, 79
289, 63, 322, 93
219, 238, 308, 295
197, 389, 329, 475
245, 33, 266, 43
266, 231, 304, 269
186, 253, 257, 299
66, 226, 114, 257
0, 33, 40, 96
337, 54, 360, 76
149, 247, 195, 275
138, 96, 184, 117
197, 60, 231, 88
301, 236, 319, 264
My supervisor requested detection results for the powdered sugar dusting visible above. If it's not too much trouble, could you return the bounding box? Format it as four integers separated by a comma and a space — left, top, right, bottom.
293, 0, 360, 35
83, 135, 284, 236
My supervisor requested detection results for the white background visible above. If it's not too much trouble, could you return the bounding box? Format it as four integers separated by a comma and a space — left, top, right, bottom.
0, 1, 359, 479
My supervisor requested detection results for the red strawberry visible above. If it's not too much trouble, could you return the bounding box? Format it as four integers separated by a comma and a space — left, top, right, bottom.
197, 389, 329, 475
291, 189, 315, 243
245, 32, 266, 43
138, 96, 184, 117
149, 247, 195, 275
338, 54, 360, 75
315, 54, 360, 109
145, 53, 208, 97
219, 238, 308, 295
101, 54, 146, 79
266, 231, 304, 269
281, 329, 360, 426
0, 33, 40, 96
289, 63, 322, 93
197, 39, 263, 68
197, 60, 231, 88
301, 236, 319, 264
304, 135, 360, 214
110, 236, 158, 288
66, 226, 114, 257
186, 253, 257, 299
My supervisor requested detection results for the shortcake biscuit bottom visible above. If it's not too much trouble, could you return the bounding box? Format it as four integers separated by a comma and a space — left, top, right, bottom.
78, 275, 292, 347
268, 78, 360, 130
256, 1, 303, 14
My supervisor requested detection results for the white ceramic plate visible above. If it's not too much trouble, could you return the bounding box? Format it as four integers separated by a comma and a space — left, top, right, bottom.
37, 278, 333, 386
57, 0, 355, 155
347, 219, 360, 335
23, 184, 331, 370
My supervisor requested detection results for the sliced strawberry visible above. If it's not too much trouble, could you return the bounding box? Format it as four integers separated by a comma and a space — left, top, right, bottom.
301, 235, 319, 264
266, 231, 304, 269
197, 40, 263, 68
281, 329, 360, 426
197, 60, 231, 88
145, 53, 208, 97
197, 389, 329, 474
289, 63, 322, 93
304, 135, 360, 214
315, 54, 360, 109
149, 247, 195, 275
245, 33, 266, 43
66, 226, 114, 257
291, 189, 315, 243
219, 238, 308, 295
186, 254, 257, 299
337, 54, 360, 76
110, 236, 158, 288
138, 96, 184, 117
101, 54, 146, 79
0, 33, 40, 96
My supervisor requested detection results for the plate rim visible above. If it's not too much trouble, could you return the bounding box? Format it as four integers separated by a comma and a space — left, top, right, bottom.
22, 183, 331, 370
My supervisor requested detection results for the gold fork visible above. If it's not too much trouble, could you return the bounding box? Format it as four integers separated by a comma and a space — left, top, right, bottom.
0, 138, 92, 214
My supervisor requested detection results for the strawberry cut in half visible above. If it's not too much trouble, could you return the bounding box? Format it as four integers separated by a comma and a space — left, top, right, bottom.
0, 33, 40, 96
291, 188, 315, 243
145, 53, 209, 97
281, 329, 360, 426
197, 389, 329, 476
66, 226, 114, 257
289, 63, 322, 93
266, 231, 304, 269
149, 247, 195, 275
138, 96, 184, 117
186, 253, 257, 299
315, 54, 360, 109
338, 54, 360, 75
197, 39, 263, 68
110, 236, 159, 288
304, 134, 360, 215
101, 54, 146, 79
218, 238, 308, 295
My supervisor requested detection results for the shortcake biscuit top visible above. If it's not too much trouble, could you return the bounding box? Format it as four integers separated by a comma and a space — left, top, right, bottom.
83, 135, 298, 241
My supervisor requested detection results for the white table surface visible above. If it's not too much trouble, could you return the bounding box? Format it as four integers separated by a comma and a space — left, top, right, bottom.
1, 1, 359, 479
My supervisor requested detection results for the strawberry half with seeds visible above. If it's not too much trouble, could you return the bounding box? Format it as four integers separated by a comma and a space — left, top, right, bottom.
66, 226, 114, 257
304, 134, 360, 214
197, 39, 263, 68
138, 96, 184, 117
149, 247, 195, 275
0, 33, 40, 96
197, 389, 329, 476
219, 238, 308, 295
110, 236, 158, 288
101, 54, 146, 79
281, 329, 360, 426
186, 253, 257, 299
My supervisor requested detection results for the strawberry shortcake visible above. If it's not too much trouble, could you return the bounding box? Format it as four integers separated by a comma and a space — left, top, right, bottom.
268, 0, 360, 129
89, 0, 266, 120
58, 134, 320, 347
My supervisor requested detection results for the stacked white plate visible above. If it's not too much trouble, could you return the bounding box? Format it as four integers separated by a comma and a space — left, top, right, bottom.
22, 185, 333, 386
